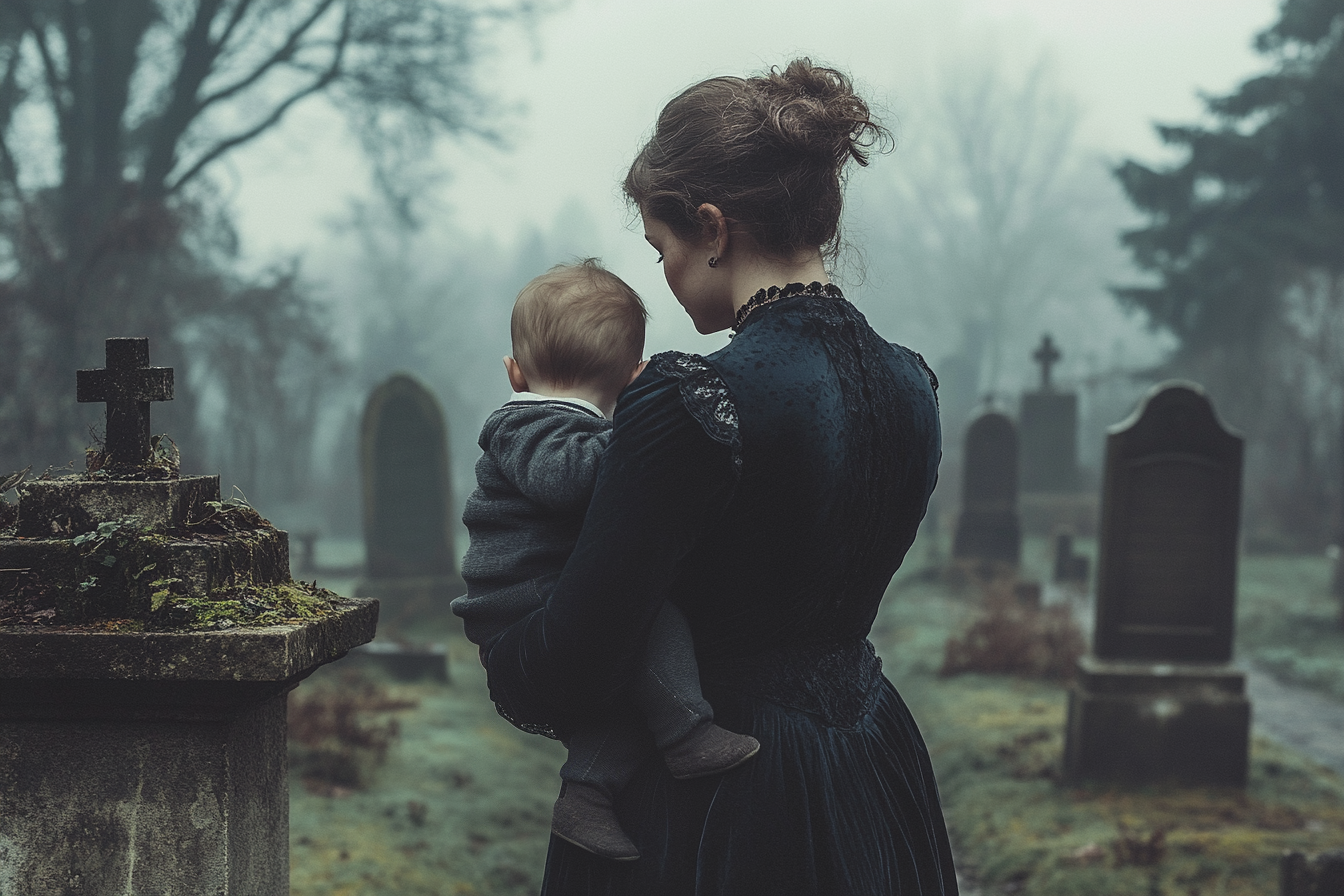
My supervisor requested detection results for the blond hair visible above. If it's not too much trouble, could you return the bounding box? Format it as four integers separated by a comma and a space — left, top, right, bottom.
510, 259, 647, 394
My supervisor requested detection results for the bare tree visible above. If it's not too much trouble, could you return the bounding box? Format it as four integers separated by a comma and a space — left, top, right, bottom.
0, 0, 537, 474
858, 46, 1134, 436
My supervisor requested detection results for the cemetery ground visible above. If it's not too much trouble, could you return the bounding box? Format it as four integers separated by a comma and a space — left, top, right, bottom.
290, 536, 1344, 896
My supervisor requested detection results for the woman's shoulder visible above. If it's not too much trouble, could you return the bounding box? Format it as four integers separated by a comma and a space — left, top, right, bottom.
619, 351, 742, 471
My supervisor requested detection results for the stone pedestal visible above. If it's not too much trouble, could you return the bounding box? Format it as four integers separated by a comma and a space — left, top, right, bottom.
1064, 656, 1250, 786
0, 605, 377, 895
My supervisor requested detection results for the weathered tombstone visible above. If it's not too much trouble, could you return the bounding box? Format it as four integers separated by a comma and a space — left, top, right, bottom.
0, 337, 377, 894
1063, 381, 1249, 786
1052, 531, 1091, 587
1019, 334, 1098, 536
953, 411, 1022, 570
354, 374, 458, 676
1282, 850, 1344, 896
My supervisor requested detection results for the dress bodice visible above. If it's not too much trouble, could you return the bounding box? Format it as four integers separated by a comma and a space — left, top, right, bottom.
483, 288, 941, 732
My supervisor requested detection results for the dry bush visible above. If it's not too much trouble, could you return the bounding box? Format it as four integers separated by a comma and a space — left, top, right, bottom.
288, 673, 419, 794
1112, 823, 1167, 867
940, 582, 1086, 681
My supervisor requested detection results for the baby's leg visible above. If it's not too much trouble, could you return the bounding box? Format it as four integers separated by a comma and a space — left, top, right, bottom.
553, 724, 648, 861
641, 602, 760, 779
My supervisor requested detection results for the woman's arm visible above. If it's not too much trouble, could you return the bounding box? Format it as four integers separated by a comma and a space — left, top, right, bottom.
483, 367, 737, 728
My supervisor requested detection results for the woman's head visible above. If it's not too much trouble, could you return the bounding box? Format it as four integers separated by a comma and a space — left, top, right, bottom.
624, 58, 890, 264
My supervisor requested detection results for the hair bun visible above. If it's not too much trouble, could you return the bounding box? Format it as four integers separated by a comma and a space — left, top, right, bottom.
760, 58, 889, 167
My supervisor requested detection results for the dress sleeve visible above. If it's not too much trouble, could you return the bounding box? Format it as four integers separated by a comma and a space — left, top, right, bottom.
483, 353, 739, 731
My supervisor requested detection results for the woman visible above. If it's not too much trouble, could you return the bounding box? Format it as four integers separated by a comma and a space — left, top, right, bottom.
484, 59, 958, 895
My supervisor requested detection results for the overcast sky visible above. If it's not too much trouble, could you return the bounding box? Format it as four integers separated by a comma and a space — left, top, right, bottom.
220, 0, 1282, 362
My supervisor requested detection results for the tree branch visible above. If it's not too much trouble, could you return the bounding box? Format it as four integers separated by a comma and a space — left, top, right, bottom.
165, 8, 349, 195
14, 1, 68, 134
140, 0, 228, 198
195, 0, 340, 113
213, 0, 257, 53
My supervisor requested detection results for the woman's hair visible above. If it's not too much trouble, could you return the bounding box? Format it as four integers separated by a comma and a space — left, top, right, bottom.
624, 58, 891, 264
511, 258, 647, 393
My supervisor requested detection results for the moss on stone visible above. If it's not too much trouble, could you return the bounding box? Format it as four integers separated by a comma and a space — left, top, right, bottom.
150, 579, 340, 631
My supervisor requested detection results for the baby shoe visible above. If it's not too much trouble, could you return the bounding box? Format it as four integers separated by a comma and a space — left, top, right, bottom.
663, 722, 761, 780
551, 781, 640, 861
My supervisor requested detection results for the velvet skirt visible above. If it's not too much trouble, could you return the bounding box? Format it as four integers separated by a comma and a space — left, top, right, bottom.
538, 663, 959, 896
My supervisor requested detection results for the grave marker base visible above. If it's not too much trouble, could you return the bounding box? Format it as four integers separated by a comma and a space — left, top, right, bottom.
0, 601, 377, 895
1063, 655, 1250, 787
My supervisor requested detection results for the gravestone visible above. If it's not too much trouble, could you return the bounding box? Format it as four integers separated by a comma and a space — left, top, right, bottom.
1052, 531, 1090, 587
0, 337, 377, 894
953, 411, 1022, 570
1063, 381, 1249, 786
355, 374, 459, 675
1019, 334, 1097, 536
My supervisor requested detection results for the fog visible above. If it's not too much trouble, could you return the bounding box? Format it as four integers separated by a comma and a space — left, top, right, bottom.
211, 0, 1280, 534
0, 0, 1289, 536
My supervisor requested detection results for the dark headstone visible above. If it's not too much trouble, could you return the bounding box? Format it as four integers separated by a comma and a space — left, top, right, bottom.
1053, 532, 1090, 586
356, 375, 462, 642
1020, 392, 1079, 493
359, 374, 455, 580
1019, 335, 1089, 538
1064, 382, 1249, 787
1281, 850, 1344, 896
953, 411, 1021, 567
1093, 383, 1243, 663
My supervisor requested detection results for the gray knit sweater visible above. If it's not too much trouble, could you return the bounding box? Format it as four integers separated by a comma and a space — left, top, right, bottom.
450, 399, 611, 645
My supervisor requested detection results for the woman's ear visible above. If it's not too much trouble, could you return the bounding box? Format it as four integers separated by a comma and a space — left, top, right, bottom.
697, 203, 730, 260
503, 356, 529, 393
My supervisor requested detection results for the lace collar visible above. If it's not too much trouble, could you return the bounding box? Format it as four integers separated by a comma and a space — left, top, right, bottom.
732, 281, 845, 332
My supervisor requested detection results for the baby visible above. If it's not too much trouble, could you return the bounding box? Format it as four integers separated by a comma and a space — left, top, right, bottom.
451, 259, 759, 861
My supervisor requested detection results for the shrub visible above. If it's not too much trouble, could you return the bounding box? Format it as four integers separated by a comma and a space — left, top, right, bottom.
940, 582, 1086, 682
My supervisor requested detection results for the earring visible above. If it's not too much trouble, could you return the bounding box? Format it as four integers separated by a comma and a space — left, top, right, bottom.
707, 256, 719, 268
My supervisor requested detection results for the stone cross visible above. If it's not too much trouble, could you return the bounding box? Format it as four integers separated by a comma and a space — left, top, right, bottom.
76, 337, 173, 466
1032, 333, 1062, 391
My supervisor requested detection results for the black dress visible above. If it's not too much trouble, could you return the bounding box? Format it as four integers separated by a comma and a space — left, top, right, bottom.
484, 283, 958, 895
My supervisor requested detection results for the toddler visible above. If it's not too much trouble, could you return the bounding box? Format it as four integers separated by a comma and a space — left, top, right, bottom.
450, 259, 759, 861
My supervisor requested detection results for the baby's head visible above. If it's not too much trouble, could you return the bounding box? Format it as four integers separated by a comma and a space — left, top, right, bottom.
507, 259, 648, 416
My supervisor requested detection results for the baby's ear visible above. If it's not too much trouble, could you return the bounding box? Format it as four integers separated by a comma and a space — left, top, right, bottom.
629, 360, 649, 384
504, 356, 529, 393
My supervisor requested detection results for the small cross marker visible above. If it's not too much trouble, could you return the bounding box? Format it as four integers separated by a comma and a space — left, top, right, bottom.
1032, 333, 1062, 392
77, 338, 173, 466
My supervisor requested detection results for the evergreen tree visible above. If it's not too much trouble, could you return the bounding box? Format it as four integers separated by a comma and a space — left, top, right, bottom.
1115, 0, 1344, 546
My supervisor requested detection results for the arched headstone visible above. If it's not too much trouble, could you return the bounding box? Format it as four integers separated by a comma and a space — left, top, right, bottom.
1065, 382, 1249, 786
355, 375, 462, 645
359, 374, 454, 579
953, 411, 1021, 567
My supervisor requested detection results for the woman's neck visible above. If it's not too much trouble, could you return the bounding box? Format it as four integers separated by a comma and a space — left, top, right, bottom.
723, 249, 828, 321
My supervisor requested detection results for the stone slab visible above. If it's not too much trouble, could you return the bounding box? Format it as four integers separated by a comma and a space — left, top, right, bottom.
0, 596, 378, 682
15, 475, 220, 537
1064, 656, 1250, 786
